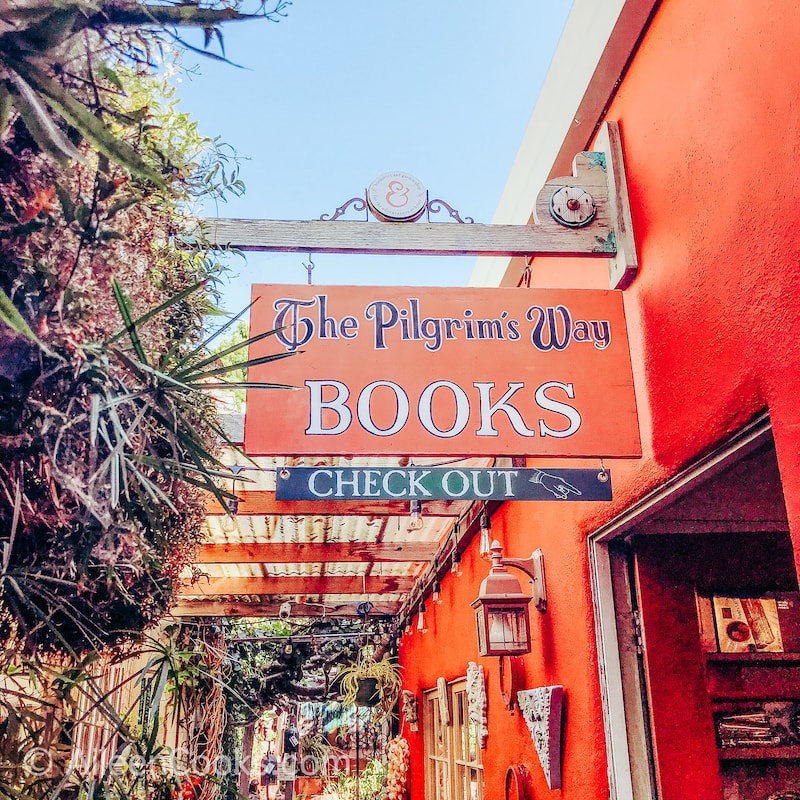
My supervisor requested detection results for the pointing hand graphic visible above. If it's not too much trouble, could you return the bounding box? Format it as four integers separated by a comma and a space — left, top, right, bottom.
529, 470, 582, 500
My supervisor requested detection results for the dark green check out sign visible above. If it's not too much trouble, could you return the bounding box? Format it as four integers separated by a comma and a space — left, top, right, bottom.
275, 467, 612, 501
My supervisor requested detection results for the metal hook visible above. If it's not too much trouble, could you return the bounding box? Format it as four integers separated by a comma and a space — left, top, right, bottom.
597, 458, 609, 482
303, 253, 315, 284
521, 256, 533, 288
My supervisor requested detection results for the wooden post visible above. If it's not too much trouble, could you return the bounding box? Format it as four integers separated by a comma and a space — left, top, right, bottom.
239, 719, 256, 796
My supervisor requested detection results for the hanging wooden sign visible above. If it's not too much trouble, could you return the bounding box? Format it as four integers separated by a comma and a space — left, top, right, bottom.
245, 284, 640, 458
276, 466, 612, 501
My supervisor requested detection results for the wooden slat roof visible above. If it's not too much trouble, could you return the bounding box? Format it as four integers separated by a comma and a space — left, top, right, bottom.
176, 448, 489, 621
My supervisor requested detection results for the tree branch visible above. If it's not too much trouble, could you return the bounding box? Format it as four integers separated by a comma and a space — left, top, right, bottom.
82, 5, 259, 31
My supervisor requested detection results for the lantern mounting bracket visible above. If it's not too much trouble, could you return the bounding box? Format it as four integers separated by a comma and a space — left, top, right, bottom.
500, 549, 547, 614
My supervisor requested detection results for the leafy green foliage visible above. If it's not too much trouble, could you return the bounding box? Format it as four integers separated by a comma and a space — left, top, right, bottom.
0, 5, 296, 655
337, 652, 402, 719
0, 623, 230, 800
0, 1, 291, 183
0, 6, 312, 799
222, 619, 398, 724
324, 758, 387, 800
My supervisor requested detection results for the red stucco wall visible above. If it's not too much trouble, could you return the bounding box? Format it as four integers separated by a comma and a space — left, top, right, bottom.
399, 1, 800, 798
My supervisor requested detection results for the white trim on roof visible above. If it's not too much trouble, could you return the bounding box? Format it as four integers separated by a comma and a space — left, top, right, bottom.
470, 0, 658, 288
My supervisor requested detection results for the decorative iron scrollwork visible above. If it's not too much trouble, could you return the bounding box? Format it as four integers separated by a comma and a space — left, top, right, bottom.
319, 197, 368, 221
426, 198, 474, 224
319, 194, 475, 223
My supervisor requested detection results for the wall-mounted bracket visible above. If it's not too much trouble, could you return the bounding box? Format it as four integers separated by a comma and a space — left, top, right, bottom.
532, 120, 637, 288
596, 120, 638, 289
500, 549, 547, 613
200, 121, 637, 289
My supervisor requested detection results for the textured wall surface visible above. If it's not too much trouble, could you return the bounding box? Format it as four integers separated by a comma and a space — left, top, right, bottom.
399, 2, 800, 798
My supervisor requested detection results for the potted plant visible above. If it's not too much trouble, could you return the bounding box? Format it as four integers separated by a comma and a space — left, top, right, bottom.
338, 651, 403, 715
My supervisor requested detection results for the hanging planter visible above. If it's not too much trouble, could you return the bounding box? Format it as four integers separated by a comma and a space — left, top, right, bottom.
338, 651, 402, 717
356, 677, 380, 706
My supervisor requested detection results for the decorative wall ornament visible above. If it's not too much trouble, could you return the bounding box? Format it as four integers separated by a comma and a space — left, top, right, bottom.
437, 677, 451, 725
516, 685, 563, 790
401, 690, 419, 732
466, 662, 489, 748
385, 736, 410, 799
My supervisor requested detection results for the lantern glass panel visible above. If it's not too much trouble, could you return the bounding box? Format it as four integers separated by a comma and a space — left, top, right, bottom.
487, 606, 528, 651
475, 607, 488, 653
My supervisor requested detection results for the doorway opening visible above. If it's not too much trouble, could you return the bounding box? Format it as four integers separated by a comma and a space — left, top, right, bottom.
591, 417, 800, 800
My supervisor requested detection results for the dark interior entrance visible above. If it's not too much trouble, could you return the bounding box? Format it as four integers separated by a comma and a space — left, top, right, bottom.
602, 433, 800, 800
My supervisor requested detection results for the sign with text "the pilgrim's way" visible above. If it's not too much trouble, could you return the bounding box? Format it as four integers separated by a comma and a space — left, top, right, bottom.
245, 285, 640, 457
276, 467, 613, 502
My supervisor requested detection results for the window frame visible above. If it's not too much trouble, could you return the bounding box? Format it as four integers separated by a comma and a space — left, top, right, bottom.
423, 677, 484, 800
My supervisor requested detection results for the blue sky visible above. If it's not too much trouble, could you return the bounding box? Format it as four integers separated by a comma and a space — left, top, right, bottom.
173, 1, 572, 314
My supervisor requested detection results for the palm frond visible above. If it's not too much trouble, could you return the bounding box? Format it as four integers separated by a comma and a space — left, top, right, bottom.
6, 57, 165, 186
107, 279, 208, 345
176, 349, 297, 382
169, 298, 257, 370
170, 324, 284, 379
6, 72, 87, 165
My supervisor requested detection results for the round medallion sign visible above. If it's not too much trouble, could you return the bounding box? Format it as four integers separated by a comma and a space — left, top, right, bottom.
366, 171, 427, 222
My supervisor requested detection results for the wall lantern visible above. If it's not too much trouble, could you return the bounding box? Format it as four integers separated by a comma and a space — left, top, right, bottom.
471, 540, 547, 657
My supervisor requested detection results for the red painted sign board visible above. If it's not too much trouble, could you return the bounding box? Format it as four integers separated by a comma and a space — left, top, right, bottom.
244, 285, 640, 457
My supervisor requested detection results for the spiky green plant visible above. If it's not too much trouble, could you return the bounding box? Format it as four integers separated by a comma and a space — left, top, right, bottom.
0, 6, 300, 800
337, 651, 402, 719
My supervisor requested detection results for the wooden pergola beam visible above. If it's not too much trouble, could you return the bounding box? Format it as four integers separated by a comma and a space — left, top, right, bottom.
181, 574, 415, 597
206, 491, 465, 517
169, 600, 401, 618
197, 541, 438, 564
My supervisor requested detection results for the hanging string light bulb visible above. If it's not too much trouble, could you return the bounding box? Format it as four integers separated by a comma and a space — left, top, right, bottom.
416, 601, 428, 633
450, 520, 462, 576
220, 496, 239, 534
220, 464, 248, 534
479, 507, 492, 559
408, 499, 424, 531
432, 579, 443, 605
